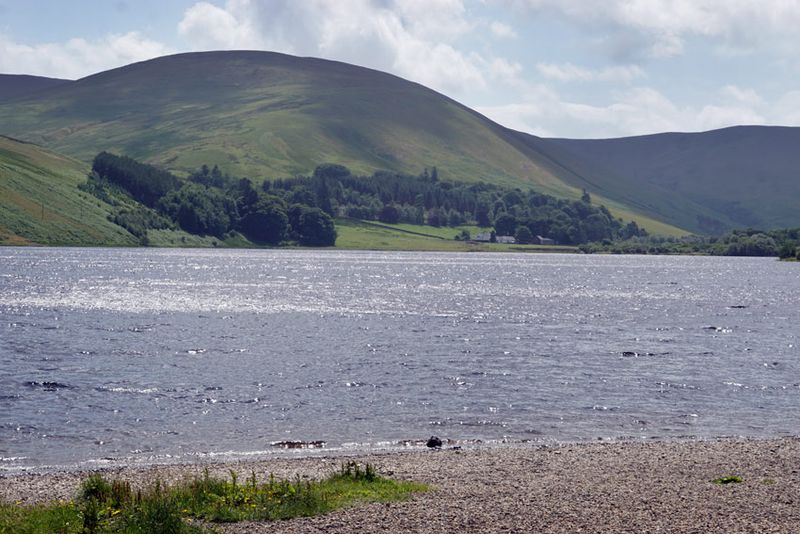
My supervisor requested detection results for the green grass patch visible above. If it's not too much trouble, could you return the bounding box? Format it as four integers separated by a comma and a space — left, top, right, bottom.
335, 218, 475, 251
335, 218, 579, 253
355, 221, 495, 241
0, 462, 426, 533
0, 500, 83, 534
712, 475, 743, 485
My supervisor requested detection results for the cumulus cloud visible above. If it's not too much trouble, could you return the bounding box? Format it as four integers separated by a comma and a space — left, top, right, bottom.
477, 83, 800, 139
500, 0, 800, 59
0, 31, 172, 79
696, 104, 765, 130
489, 21, 517, 39
178, 1, 264, 49
487, 57, 524, 86
536, 62, 645, 83
476, 88, 679, 139
773, 90, 800, 124
721, 85, 763, 106
176, 0, 519, 94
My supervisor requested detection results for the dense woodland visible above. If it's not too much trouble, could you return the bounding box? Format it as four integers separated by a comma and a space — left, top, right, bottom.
264, 164, 646, 245
80, 153, 799, 257
82, 155, 646, 247
82, 153, 336, 246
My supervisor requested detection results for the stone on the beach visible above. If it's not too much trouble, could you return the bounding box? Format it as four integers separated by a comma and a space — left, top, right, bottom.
427, 436, 443, 448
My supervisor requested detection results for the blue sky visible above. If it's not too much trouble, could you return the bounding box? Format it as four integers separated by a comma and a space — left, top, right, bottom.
2, 0, 800, 138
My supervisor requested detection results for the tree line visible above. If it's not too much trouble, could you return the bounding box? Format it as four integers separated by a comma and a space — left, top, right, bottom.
81, 155, 798, 256
84, 156, 651, 247
263, 164, 647, 245
84, 153, 336, 246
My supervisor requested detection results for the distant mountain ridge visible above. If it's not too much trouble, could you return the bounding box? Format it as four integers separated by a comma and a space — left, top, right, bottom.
0, 51, 798, 234
525, 126, 800, 232
0, 74, 70, 102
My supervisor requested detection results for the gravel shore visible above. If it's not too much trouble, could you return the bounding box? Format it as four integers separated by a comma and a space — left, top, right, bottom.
3, 438, 800, 532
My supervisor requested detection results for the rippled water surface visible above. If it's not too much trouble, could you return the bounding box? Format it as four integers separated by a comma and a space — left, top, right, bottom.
1, 248, 798, 470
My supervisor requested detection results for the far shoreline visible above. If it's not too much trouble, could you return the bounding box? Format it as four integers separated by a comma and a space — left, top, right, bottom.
1, 242, 790, 259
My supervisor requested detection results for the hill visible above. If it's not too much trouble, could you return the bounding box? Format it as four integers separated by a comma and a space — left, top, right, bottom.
0, 136, 135, 245
0, 74, 70, 102
0, 51, 681, 236
526, 126, 800, 232
5, 52, 797, 236
0, 52, 566, 190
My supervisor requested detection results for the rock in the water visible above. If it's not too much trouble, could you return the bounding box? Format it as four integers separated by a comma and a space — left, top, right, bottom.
427, 436, 443, 448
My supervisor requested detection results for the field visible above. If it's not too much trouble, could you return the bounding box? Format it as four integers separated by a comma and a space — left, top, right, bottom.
335, 219, 578, 253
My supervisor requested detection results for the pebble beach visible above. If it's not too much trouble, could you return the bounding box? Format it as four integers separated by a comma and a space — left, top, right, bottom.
3, 437, 800, 532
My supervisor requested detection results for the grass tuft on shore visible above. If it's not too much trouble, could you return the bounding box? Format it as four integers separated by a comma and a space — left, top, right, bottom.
0, 462, 426, 533
712, 475, 743, 485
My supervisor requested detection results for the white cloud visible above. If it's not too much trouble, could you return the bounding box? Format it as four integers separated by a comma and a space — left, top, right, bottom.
176, 0, 518, 94
696, 105, 765, 130
394, 0, 474, 40
648, 31, 684, 58
501, 0, 800, 59
177, 1, 264, 49
721, 85, 763, 106
487, 57, 523, 85
0, 32, 171, 79
773, 90, 800, 124
489, 21, 517, 39
476, 84, 795, 139
472, 85, 560, 136
536, 62, 645, 83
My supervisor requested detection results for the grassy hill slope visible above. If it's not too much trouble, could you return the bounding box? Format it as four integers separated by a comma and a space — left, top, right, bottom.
0, 74, 70, 102
0, 136, 136, 245
526, 126, 800, 232
0, 51, 682, 236
0, 52, 567, 192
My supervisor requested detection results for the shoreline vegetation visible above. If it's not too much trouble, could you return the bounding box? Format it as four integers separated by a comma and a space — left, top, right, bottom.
1, 138, 798, 256
0, 462, 425, 533
76, 154, 649, 251
1, 137, 798, 256
2, 437, 800, 532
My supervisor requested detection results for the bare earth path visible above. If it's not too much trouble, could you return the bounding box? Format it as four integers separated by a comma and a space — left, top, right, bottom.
3, 438, 800, 533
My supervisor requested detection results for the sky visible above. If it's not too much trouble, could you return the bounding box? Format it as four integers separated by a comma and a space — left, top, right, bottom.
2, 0, 800, 139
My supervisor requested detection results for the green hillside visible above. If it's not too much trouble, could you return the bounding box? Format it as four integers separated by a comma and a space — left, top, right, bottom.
0, 52, 563, 190
0, 136, 135, 245
0, 51, 682, 236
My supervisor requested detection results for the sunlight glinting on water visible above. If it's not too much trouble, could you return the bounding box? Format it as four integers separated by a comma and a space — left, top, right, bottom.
0, 248, 797, 470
